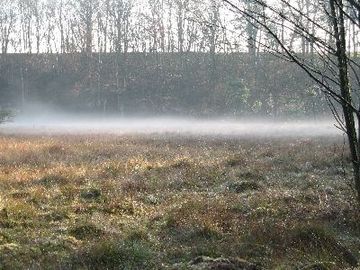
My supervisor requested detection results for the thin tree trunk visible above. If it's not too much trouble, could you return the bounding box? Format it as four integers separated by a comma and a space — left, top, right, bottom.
330, 0, 360, 202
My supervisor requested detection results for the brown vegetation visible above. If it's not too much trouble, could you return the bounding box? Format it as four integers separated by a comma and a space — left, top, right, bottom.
0, 134, 358, 269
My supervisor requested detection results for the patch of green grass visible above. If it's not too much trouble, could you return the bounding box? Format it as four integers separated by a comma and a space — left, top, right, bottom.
73, 238, 157, 270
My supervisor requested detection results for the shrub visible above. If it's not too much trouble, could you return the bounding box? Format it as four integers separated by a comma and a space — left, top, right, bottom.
0, 110, 12, 124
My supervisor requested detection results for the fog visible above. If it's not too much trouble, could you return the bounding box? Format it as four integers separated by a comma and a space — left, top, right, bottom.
0, 113, 342, 138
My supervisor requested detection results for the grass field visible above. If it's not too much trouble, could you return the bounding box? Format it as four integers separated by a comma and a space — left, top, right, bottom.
0, 133, 359, 269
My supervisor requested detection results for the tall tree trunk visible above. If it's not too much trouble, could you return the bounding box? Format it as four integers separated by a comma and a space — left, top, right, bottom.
330, 0, 360, 202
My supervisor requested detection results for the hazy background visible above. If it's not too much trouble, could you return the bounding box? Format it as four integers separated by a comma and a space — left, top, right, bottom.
0, 0, 353, 138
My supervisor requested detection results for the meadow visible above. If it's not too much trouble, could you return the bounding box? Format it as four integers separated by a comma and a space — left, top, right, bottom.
0, 133, 359, 269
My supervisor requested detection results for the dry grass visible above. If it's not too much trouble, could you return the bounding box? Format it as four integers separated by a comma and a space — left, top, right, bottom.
0, 134, 359, 269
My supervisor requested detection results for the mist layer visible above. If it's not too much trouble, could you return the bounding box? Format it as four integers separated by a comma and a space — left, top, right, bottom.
0, 117, 341, 138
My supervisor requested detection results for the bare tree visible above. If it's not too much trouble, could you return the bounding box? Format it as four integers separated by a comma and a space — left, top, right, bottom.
0, 0, 17, 54
32, 0, 42, 54
174, 0, 189, 53
146, 0, 163, 52
18, 0, 33, 53
70, 0, 98, 53
43, 0, 57, 53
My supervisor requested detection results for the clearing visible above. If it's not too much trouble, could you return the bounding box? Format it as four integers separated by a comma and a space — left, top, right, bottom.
0, 131, 358, 269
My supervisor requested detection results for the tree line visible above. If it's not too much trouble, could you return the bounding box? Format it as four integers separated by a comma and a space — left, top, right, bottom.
2, 0, 356, 117
0, 0, 358, 55
0, 52, 329, 117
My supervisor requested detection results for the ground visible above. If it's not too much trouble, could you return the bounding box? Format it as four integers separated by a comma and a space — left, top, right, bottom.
0, 134, 359, 269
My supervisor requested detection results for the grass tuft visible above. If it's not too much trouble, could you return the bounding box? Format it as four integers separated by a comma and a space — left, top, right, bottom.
69, 222, 105, 240
74, 238, 156, 270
